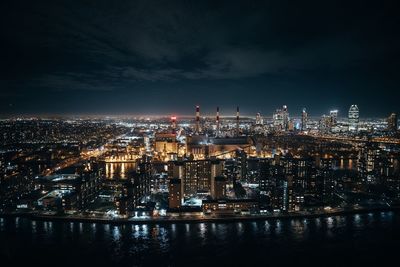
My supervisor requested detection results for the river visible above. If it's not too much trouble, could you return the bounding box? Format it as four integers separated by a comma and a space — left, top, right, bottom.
1, 211, 399, 266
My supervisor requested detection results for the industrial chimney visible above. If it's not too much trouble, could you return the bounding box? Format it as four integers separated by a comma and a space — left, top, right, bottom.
216, 106, 220, 137
195, 105, 200, 133
171, 116, 177, 130
236, 106, 240, 136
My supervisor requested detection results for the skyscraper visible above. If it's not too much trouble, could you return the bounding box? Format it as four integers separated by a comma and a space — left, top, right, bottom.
256, 112, 263, 125
387, 113, 398, 132
348, 105, 359, 131
330, 110, 338, 127
282, 105, 289, 131
301, 108, 308, 132
273, 105, 290, 131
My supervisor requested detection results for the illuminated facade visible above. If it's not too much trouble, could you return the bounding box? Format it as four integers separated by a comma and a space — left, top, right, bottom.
168, 178, 182, 208
255, 112, 263, 125
348, 105, 359, 131
211, 176, 227, 199
154, 133, 178, 161
387, 113, 398, 132
186, 136, 253, 159
168, 159, 223, 198
202, 199, 259, 214
301, 108, 308, 132
330, 110, 338, 127
273, 105, 289, 131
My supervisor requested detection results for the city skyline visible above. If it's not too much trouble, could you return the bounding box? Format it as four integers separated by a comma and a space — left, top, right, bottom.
1, 1, 400, 266
0, 103, 394, 119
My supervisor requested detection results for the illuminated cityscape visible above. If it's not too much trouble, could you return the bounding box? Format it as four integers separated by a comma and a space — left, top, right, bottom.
1, 1, 400, 266
1, 106, 400, 220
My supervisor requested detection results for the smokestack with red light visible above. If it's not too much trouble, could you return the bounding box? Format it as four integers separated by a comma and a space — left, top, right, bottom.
171, 116, 177, 130
195, 105, 200, 133
236, 106, 240, 136
216, 106, 220, 137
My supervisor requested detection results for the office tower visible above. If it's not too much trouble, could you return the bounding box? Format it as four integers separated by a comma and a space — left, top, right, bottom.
282, 105, 289, 130
273, 105, 290, 131
273, 108, 284, 130
387, 113, 398, 132
348, 105, 359, 131
330, 110, 338, 127
255, 112, 263, 125
288, 120, 295, 131
301, 108, 308, 132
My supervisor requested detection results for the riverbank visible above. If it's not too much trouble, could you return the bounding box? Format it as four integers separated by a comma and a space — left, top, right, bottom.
1, 206, 399, 225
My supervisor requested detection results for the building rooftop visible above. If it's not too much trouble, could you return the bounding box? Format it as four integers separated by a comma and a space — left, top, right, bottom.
39, 174, 80, 182
202, 199, 258, 204
187, 136, 252, 146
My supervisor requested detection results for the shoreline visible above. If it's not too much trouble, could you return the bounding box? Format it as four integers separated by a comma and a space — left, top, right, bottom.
1, 206, 399, 225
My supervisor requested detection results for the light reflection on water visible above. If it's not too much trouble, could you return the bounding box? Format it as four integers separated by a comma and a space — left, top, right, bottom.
199, 223, 206, 239
112, 226, 121, 241
236, 222, 244, 235
275, 219, 282, 235
290, 219, 308, 240
104, 162, 137, 179
1, 212, 399, 266
32, 220, 37, 234
264, 220, 270, 232
7, 214, 387, 240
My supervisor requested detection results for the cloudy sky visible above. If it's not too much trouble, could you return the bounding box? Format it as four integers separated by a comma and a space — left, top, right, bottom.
0, 0, 399, 117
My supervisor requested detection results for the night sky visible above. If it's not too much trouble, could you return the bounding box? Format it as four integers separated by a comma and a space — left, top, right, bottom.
1, 0, 399, 117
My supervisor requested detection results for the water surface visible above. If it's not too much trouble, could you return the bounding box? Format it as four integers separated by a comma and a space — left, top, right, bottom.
0, 212, 399, 266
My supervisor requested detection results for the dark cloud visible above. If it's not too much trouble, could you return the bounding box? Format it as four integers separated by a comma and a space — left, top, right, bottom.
0, 0, 399, 116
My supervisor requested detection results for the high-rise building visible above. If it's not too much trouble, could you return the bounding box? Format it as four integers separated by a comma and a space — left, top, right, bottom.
301, 108, 308, 132
273, 109, 284, 130
273, 105, 289, 131
168, 178, 182, 209
319, 115, 330, 132
330, 110, 338, 127
114, 170, 149, 216
255, 112, 263, 125
282, 105, 289, 130
348, 105, 359, 131
211, 176, 227, 199
387, 113, 398, 132
168, 159, 223, 198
